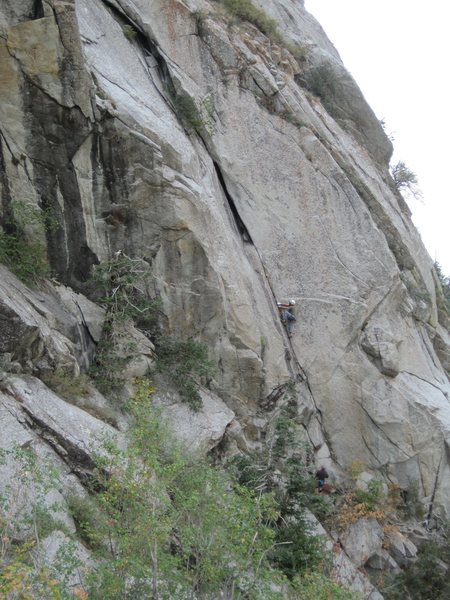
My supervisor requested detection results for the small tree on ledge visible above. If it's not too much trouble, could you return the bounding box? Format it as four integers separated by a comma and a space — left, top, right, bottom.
391, 160, 422, 199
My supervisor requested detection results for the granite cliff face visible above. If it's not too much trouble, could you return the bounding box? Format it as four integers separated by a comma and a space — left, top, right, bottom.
1, 0, 450, 595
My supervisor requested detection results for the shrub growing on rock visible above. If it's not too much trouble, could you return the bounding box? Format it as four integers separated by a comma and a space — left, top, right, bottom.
155, 337, 216, 411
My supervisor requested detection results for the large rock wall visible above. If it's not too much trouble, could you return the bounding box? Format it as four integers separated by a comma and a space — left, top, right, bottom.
0, 0, 449, 526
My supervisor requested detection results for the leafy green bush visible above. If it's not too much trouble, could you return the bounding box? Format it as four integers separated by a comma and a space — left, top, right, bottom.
0, 382, 356, 598
82, 379, 290, 599
122, 24, 138, 41
0, 446, 69, 598
231, 403, 334, 581
171, 93, 217, 135
90, 253, 159, 327
271, 518, 326, 579
89, 253, 160, 398
0, 201, 57, 284
0, 231, 48, 284
172, 93, 205, 132
354, 479, 384, 511
155, 337, 216, 410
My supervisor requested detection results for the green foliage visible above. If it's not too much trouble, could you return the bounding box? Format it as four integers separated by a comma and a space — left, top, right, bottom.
89, 338, 135, 400
0, 382, 356, 598
0, 201, 57, 284
172, 93, 205, 131
172, 93, 216, 135
41, 370, 91, 401
292, 572, 362, 599
285, 42, 309, 64
354, 479, 384, 511
271, 518, 326, 579
81, 379, 290, 599
231, 400, 334, 581
0, 556, 65, 599
89, 253, 159, 398
0, 231, 48, 283
217, 0, 282, 41
122, 24, 138, 41
0, 446, 70, 599
155, 337, 216, 410
66, 493, 105, 551
391, 160, 422, 198
90, 253, 159, 327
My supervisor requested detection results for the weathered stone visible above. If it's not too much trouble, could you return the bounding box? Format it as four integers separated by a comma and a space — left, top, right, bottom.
2, 375, 123, 474
0, 389, 86, 539
40, 531, 92, 589
7, 17, 65, 106
366, 549, 400, 572
340, 518, 384, 568
0, 2, 449, 594
153, 382, 235, 453
385, 530, 418, 567
0, 266, 80, 375
111, 320, 155, 379
50, 282, 106, 344
361, 326, 400, 377
305, 511, 384, 599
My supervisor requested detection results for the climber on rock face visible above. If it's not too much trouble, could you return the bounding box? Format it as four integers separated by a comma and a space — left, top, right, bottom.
277, 299, 297, 338
315, 466, 329, 492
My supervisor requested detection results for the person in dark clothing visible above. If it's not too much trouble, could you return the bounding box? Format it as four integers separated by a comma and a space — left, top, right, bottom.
277, 300, 297, 337
315, 466, 329, 491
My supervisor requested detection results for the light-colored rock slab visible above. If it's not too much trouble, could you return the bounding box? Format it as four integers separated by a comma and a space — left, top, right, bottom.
340, 518, 384, 568
3, 375, 123, 468
154, 384, 235, 453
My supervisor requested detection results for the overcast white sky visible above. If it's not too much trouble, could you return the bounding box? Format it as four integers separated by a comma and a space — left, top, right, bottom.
306, 0, 450, 275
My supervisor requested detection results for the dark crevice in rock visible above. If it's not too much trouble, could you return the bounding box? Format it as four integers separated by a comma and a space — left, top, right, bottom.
33, 0, 45, 19
211, 162, 310, 388
213, 161, 253, 244
402, 371, 448, 396
100, 0, 173, 91
20, 406, 98, 484
261, 383, 287, 410
99, 0, 201, 140
0, 137, 13, 221
425, 455, 442, 526
356, 397, 413, 461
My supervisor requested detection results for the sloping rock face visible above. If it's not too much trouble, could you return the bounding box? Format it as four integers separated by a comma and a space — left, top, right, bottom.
1, 0, 449, 549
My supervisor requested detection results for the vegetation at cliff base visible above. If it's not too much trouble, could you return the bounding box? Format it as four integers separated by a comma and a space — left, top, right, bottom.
0, 380, 359, 599
382, 520, 450, 600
